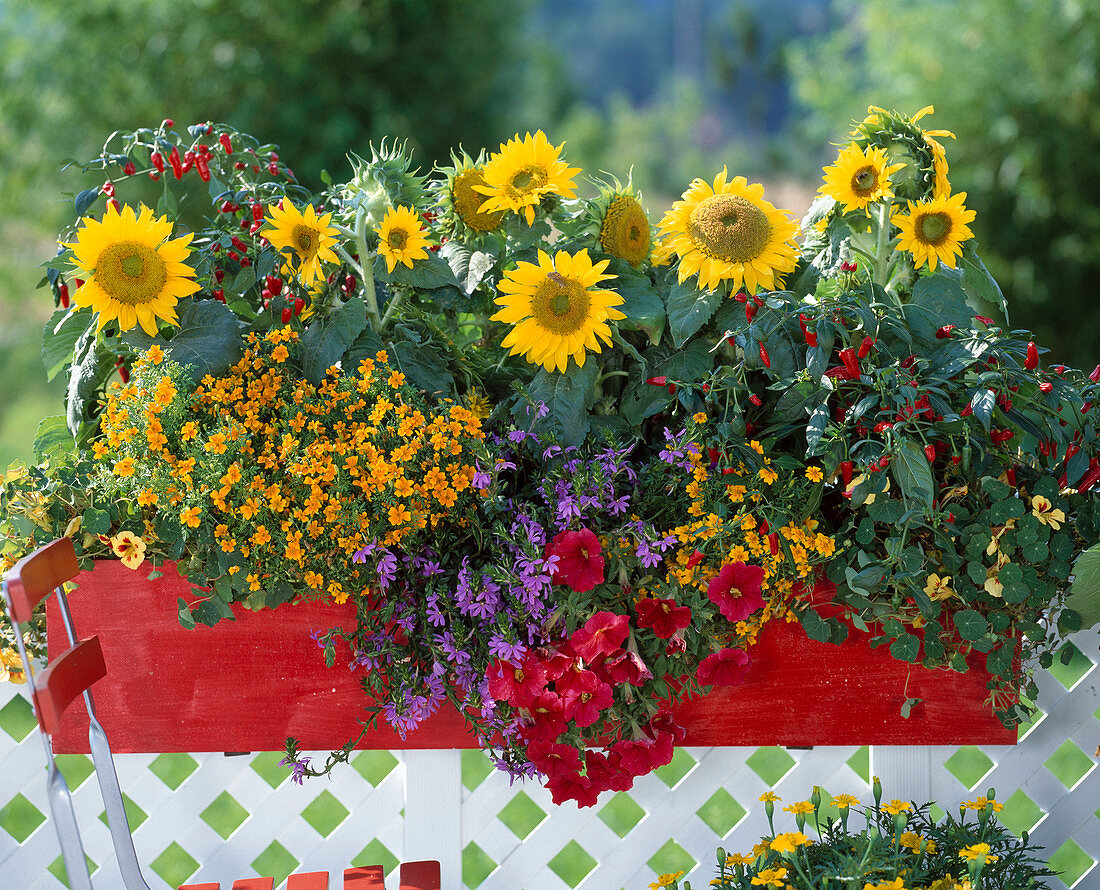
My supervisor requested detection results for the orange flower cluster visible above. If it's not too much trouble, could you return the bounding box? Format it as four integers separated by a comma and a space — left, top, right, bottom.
96, 331, 487, 603
654, 435, 837, 645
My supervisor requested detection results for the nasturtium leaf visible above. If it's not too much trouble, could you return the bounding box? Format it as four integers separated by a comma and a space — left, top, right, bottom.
954, 609, 988, 641
1066, 544, 1100, 628
797, 606, 831, 643
33, 416, 75, 462
890, 634, 921, 663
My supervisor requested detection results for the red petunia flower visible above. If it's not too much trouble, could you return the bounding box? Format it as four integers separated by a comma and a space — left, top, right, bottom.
486, 653, 547, 707
635, 597, 692, 639
601, 649, 652, 686
696, 647, 752, 687
562, 673, 613, 728
569, 611, 630, 664
707, 561, 765, 622
546, 528, 605, 592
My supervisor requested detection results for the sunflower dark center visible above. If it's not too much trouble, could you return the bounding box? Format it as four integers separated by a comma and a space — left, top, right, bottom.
851, 165, 878, 197
688, 194, 770, 263
388, 228, 408, 250
453, 168, 504, 231
293, 225, 319, 255
95, 241, 168, 305
600, 196, 651, 265
507, 165, 546, 198
917, 211, 952, 245
531, 274, 592, 336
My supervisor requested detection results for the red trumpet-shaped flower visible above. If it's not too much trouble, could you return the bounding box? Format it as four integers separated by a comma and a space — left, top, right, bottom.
546, 528, 605, 592
696, 647, 752, 687
707, 561, 765, 622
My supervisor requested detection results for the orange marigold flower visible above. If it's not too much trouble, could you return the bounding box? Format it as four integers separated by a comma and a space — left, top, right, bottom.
180, 506, 201, 528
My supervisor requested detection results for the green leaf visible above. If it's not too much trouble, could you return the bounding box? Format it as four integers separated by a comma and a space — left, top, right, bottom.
666, 279, 722, 347
890, 440, 935, 511
74, 187, 100, 216
66, 326, 116, 439
299, 299, 367, 384
986, 644, 1013, 678
890, 634, 921, 663
389, 339, 454, 397
376, 249, 460, 290
82, 508, 110, 536
900, 697, 922, 718
1066, 544, 1100, 628
959, 241, 1008, 321
42, 308, 92, 381
613, 266, 665, 344
903, 274, 973, 344
798, 607, 832, 643
520, 361, 599, 447
805, 404, 829, 455
177, 598, 197, 630
954, 609, 988, 642
439, 241, 495, 294
970, 389, 995, 431
122, 299, 244, 385
619, 340, 713, 428
33, 416, 75, 461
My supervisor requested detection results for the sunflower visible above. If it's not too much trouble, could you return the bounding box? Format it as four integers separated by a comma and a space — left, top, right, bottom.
475, 131, 580, 225
820, 143, 906, 213
437, 151, 506, 235
894, 191, 976, 271
66, 203, 199, 336
657, 168, 799, 293
375, 205, 431, 273
852, 105, 956, 202
263, 199, 340, 287
596, 191, 652, 266
490, 249, 624, 373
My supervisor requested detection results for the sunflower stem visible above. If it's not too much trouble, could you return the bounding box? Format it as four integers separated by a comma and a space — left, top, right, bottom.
350, 207, 383, 330
379, 289, 406, 330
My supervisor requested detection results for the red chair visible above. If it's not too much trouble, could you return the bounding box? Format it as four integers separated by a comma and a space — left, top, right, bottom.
3, 538, 441, 890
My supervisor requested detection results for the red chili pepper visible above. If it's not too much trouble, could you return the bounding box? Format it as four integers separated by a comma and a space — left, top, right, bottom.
935, 325, 955, 339
195, 155, 211, 182
857, 336, 875, 359
701, 384, 710, 393
108, 198, 121, 212
752, 294, 764, 308
1024, 341, 1039, 370
1090, 364, 1100, 383
252, 203, 265, 222
646, 376, 668, 386
685, 550, 704, 569
1066, 442, 1081, 460
667, 383, 677, 395
974, 315, 993, 325
212, 288, 225, 302
745, 302, 757, 322
168, 146, 183, 179
1039, 381, 1053, 393
58, 282, 70, 309
878, 456, 890, 470
1085, 401, 1093, 414
122, 160, 136, 176
734, 292, 748, 303
150, 151, 165, 172
281, 307, 293, 323
181, 150, 195, 173
214, 269, 225, 283
961, 404, 973, 417
219, 133, 233, 153
873, 422, 893, 433
759, 343, 771, 368
293, 297, 305, 316
749, 394, 762, 406
768, 533, 780, 556
268, 160, 279, 176
839, 347, 860, 377
798, 314, 818, 347
1077, 458, 1100, 494
1053, 365, 1065, 375
840, 461, 854, 486
758, 520, 770, 534
240, 257, 252, 268
924, 444, 936, 462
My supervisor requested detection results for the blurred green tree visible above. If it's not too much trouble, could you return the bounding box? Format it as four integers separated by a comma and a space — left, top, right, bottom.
788, 0, 1100, 368
1, 0, 527, 223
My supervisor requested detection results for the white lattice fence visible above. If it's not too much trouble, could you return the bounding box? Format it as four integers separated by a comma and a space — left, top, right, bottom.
1, 629, 1097, 890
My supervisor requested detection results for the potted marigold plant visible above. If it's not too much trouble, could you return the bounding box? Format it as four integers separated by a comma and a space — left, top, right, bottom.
3, 107, 1099, 806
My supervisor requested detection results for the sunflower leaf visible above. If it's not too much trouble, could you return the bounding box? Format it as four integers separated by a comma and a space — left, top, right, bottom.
122, 299, 244, 385
518, 361, 598, 447
902, 274, 972, 345
298, 298, 367, 384
610, 263, 664, 344
959, 240, 1008, 322
666, 280, 722, 347
66, 326, 116, 442
42, 307, 92, 381
375, 249, 460, 290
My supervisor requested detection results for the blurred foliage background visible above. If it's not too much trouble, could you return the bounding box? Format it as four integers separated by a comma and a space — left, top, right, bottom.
1, 0, 1097, 470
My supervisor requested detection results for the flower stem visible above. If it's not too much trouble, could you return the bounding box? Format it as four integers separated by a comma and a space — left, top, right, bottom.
873, 199, 894, 288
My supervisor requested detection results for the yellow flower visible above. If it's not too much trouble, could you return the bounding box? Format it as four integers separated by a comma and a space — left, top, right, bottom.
598, 192, 652, 266
770, 832, 811, 854
444, 154, 506, 233
758, 466, 778, 485
924, 573, 954, 601
820, 143, 906, 213
648, 872, 684, 890
750, 867, 788, 888
783, 801, 814, 815
882, 799, 911, 815
693, 412, 708, 424
893, 192, 976, 271
180, 506, 201, 528
657, 167, 799, 293
725, 853, 753, 866
1, 648, 28, 684
833, 793, 859, 809
490, 248, 625, 373
863, 880, 905, 890
475, 130, 580, 225
109, 531, 147, 570
805, 466, 824, 482
959, 843, 996, 864
263, 199, 340, 286
66, 203, 199, 336
375, 205, 431, 273
114, 457, 136, 478
759, 791, 781, 803
1030, 495, 1065, 530
963, 796, 1005, 813
271, 344, 289, 364
146, 344, 166, 365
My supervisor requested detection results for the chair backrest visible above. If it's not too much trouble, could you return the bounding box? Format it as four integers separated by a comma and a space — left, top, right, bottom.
2, 537, 153, 890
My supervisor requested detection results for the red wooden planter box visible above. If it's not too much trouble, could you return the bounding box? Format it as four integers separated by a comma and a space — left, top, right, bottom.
48, 560, 1016, 754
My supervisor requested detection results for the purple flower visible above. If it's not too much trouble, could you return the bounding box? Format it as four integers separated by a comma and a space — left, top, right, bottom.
488, 633, 527, 662
352, 542, 376, 563
279, 756, 312, 785
377, 550, 397, 589
508, 429, 528, 443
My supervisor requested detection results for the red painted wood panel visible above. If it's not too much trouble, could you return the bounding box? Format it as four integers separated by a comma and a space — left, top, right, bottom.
48, 561, 1015, 753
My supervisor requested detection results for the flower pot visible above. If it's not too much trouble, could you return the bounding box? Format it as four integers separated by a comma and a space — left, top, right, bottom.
48, 560, 1016, 754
